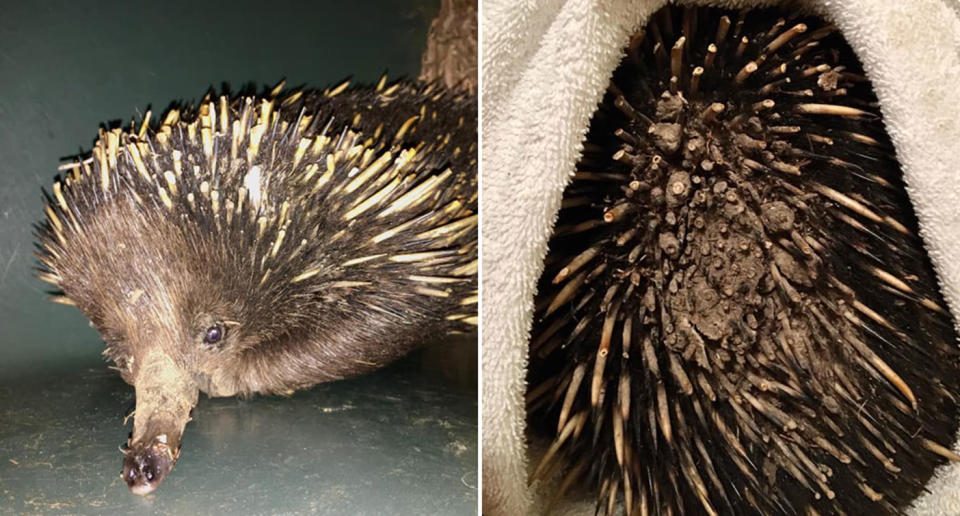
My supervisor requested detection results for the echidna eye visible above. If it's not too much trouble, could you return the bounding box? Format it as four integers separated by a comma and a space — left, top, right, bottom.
202, 324, 224, 346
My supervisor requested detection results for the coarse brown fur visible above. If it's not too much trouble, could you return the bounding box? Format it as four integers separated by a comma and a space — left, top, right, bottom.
36, 78, 477, 494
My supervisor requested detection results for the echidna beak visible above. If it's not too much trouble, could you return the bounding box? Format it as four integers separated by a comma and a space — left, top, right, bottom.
122, 349, 198, 495
122, 440, 176, 495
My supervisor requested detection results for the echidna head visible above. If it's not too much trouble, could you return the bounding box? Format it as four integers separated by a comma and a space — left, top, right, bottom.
52, 189, 286, 395
43, 167, 365, 494
45, 186, 306, 493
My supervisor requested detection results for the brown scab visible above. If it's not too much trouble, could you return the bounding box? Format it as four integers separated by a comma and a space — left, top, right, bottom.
659, 232, 680, 257
761, 201, 796, 233
649, 123, 683, 155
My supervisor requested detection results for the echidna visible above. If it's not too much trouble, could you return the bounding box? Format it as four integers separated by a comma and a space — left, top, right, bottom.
528, 5, 960, 515
35, 78, 477, 495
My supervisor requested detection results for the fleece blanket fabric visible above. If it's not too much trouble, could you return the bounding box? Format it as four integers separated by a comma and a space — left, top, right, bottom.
480, 0, 960, 514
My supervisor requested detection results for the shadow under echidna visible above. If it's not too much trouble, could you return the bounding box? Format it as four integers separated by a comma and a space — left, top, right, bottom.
35, 78, 477, 495
528, 5, 960, 516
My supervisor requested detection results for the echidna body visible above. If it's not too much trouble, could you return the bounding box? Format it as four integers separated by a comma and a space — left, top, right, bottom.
36, 79, 477, 494
529, 6, 960, 515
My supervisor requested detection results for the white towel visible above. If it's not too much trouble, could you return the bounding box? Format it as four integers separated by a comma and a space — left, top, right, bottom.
480, 0, 960, 514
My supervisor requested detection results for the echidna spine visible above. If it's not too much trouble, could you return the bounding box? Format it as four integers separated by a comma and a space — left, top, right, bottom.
36, 77, 477, 494
528, 6, 960, 516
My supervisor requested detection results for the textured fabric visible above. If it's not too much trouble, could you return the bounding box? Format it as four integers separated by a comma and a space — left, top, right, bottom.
482, 2, 661, 513
480, 0, 960, 514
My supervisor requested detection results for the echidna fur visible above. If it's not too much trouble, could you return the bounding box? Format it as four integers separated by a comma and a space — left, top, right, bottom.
35, 78, 477, 494
528, 6, 960, 515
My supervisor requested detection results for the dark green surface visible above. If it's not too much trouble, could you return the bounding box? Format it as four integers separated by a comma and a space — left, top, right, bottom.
0, 1, 477, 514
0, 341, 478, 515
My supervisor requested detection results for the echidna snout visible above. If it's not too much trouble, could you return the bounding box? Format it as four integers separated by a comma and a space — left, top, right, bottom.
121, 349, 197, 495
529, 6, 960, 515
36, 79, 478, 494
123, 441, 176, 495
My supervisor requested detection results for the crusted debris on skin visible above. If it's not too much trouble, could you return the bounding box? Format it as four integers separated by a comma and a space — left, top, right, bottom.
35, 77, 478, 494
528, 6, 960, 516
